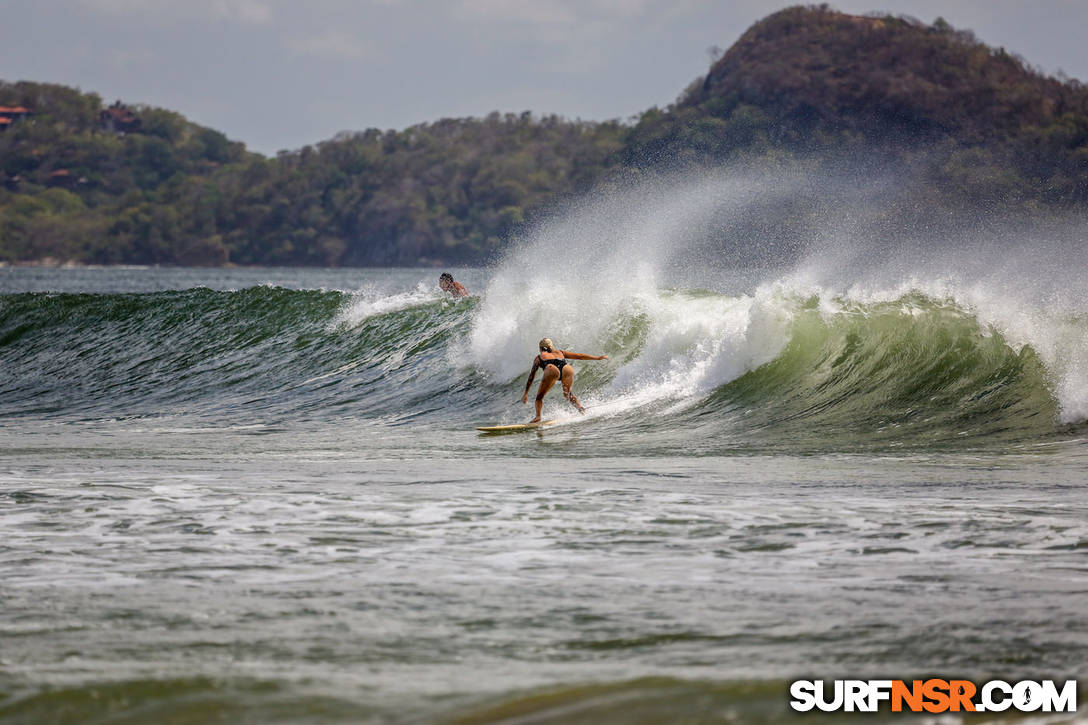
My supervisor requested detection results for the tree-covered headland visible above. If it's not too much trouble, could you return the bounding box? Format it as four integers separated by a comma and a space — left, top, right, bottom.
2, 5, 1086, 266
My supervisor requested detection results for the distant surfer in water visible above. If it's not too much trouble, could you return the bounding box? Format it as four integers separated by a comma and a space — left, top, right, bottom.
522, 337, 608, 423
439, 272, 469, 298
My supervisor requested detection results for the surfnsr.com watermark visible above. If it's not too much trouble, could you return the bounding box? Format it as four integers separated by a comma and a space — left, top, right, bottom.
790, 679, 1078, 713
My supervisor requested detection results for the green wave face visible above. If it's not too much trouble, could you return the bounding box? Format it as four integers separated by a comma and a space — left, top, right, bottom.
0, 286, 473, 421
0, 286, 1079, 453
703, 295, 1061, 452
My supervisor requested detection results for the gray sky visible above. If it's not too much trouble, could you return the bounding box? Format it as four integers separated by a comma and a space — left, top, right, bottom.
3, 1, 1086, 155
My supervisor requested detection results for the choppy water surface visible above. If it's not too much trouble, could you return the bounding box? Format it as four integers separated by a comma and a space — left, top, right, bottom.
3, 177, 1088, 725
3, 436, 1087, 724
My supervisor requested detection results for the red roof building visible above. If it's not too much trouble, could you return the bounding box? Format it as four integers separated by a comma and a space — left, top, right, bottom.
0, 106, 31, 130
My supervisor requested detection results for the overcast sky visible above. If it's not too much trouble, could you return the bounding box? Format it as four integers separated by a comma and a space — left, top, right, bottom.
3, 1, 1086, 155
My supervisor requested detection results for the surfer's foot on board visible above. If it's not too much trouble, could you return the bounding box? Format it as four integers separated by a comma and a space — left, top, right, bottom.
528, 416, 542, 424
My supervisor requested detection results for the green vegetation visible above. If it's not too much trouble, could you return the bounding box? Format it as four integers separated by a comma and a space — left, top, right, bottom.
212, 115, 624, 265
625, 5, 1088, 208
0, 82, 623, 265
0, 82, 249, 265
2, 5, 1087, 266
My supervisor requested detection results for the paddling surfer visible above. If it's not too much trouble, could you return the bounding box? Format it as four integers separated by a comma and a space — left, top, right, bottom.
522, 338, 608, 423
439, 272, 469, 298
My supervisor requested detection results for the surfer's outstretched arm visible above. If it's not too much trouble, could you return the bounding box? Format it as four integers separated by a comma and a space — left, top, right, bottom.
521, 357, 540, 405
559, 350, 609, 361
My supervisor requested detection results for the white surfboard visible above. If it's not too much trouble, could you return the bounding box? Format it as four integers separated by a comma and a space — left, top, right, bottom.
476, 419, 558, 433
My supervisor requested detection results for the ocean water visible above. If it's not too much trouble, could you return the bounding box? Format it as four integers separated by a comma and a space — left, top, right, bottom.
2, 174, 1088, 723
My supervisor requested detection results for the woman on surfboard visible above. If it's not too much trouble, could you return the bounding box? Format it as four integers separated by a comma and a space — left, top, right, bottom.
522, 338, 608, 423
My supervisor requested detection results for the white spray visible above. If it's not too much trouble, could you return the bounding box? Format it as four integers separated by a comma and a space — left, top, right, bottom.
469, 165, 1088, 423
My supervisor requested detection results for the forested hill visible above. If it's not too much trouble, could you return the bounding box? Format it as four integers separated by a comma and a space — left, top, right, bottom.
212, 116, 624, 266
626, 6, 1088, 204
0, 82, 253, 264
0, 83, 623, 266
3, 5, 1088, 267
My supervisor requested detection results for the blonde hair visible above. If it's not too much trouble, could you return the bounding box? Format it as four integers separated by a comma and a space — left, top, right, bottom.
539, 337, 554, 352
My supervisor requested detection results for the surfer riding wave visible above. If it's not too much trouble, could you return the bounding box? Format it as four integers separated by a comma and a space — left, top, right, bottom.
522, 338, 608, 423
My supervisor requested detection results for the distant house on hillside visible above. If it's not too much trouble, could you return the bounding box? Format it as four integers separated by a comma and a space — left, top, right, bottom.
100, 102, 141, 134
0, 106, 33, 130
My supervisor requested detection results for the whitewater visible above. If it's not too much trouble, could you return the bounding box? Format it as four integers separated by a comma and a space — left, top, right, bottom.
1, 169, 1087, 723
